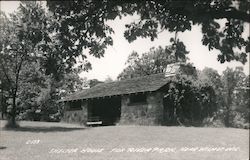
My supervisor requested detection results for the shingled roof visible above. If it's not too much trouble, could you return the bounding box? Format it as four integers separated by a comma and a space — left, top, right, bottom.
60, 73, 172, 102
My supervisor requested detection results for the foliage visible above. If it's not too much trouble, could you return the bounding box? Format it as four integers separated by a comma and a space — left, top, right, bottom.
0, 2, 88, 124
197, 67, 249, 128
0, 2, 91, 125
220, 67, 246, 127
198, 67, 224, 112
230, 111, 249, 129
46, 0, 116, 73
0, 8, 39, 127
56, 71, 88, 98
16, 62, 48, 121
164, 75, 217, 126
0, 70, 8, 119
104, 76, 113, 83
15, 61, 86, 122
117, 46, 248, 128
122, 0, 250, 64
198, 67, 223, 89
88, 79, 104, 88
118, 46, 189, 80
47, 0, 250, 64
0, 2, 54, 126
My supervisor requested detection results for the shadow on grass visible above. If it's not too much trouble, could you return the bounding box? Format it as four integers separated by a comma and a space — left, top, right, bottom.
4, 126, 87, 133
0, 146, 7, 150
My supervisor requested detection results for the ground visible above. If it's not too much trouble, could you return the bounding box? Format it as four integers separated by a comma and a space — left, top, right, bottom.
0, 120, 249, 160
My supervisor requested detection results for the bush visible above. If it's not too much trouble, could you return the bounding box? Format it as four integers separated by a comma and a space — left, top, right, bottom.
230, 111, 249, 129
163, 75, 218, 126
202, 113, 225, 128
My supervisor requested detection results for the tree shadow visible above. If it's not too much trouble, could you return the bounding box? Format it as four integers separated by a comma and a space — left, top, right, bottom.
0, 146, 7, 150
4, 126, 87, 133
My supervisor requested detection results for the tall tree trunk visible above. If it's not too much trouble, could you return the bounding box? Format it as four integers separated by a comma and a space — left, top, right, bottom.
11, 95, 17, 126
174, 31, 178, 62
6, 92, 18, 128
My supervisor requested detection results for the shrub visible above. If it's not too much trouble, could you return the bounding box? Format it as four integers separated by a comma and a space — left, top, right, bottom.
163, 75, 218, 126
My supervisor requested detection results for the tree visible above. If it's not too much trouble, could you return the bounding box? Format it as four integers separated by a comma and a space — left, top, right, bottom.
0, 12, 30, 127
16, 62, 49, 121
104, 76, 113, 83
47, 0, 250, 64
0, 2, 51, 127
198, 67, 224, 106
199, 68, 222, 89
57, 71, 88, 98
231, 75, 249, 128
221, 67, 246, 127
118, 45, 189, 80
0, 1, 93, 126
9, 59, 87, 122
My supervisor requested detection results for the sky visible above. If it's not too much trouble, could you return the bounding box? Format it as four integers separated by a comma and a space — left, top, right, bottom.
1, 1, 249, 81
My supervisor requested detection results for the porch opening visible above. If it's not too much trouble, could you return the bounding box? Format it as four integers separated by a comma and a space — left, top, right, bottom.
88, 96, 121, 126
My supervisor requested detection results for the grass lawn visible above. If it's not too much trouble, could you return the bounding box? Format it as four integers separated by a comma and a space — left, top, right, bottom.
0, 120, 249, 160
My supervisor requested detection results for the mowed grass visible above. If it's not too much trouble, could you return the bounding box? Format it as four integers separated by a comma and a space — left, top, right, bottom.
0, 120, 249, 160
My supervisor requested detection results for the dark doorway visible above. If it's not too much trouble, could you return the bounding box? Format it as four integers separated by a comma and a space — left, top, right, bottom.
88, 96, 121, 125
